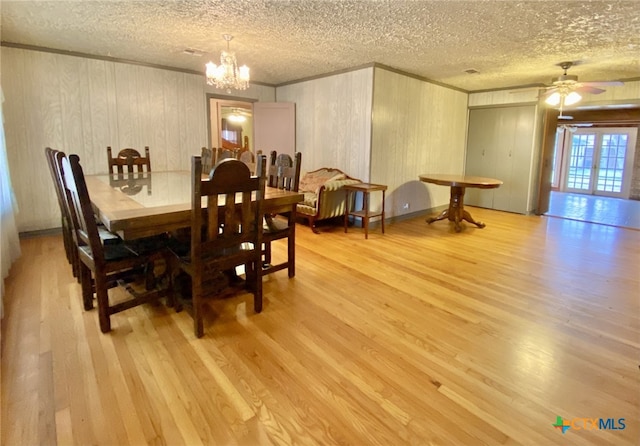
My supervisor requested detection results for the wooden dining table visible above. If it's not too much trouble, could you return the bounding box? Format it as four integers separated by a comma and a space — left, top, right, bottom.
419, 174, 502, 232
85, 170, 304, 240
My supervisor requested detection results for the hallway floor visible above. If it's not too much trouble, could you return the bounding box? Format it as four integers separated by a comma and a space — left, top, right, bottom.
546, 191, 640, 230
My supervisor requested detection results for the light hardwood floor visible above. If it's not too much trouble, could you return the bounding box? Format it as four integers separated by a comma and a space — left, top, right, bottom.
2, 207, 639, 446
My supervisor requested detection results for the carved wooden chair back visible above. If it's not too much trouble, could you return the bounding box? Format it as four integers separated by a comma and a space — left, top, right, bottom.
201, 147, 214, 174
174, 155, 266, 337
107, 146, 152, 174
267, 151, 302, 191
262, 151, 302, 277
45, 147, 75, 272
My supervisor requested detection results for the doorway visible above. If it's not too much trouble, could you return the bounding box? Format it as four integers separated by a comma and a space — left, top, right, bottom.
208, 97, 254, 152
555, 127, 637, 198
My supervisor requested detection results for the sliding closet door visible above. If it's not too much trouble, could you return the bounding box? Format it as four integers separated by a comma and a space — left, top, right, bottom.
465, 105, 536, 213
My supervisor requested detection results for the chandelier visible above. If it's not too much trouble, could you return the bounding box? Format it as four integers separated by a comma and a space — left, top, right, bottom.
205, 34, 250, 92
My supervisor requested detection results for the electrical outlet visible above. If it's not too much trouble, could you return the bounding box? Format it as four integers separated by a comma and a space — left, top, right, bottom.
403, 203, 410, 210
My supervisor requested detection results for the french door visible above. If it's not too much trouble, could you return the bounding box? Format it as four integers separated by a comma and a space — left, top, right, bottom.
562, 128, 637, 198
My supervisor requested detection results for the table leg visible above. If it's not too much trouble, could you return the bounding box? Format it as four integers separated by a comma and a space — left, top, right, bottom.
426, 208, 449, 224
462, 209, 486, 229
381, 190, 386, 234
423, 181, 491, 232
344, 189, 350, 233
449, 186, 464, 232
364, 191, 369, 239
452, 186, 486, 230
287, 204, 296, 278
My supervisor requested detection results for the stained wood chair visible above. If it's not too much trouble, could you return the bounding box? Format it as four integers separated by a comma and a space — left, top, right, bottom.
45, 147, 75, 273
201, 147, 214, 174
217, 148, 235, 161
60, 153, 170, 332
169, 155, 266, 338
239, 150, 256, 173
107, 146, 151, 174
262, 151, 302, 277
47, 147, 121, 281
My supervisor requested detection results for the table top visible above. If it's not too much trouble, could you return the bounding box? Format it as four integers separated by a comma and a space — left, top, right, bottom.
419, 174, 503, 189
85, 170, 304, 239
343, 182, 388, 192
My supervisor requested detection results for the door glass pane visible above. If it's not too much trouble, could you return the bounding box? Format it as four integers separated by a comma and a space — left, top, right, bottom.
596, 134, 628, 193
567, 134, 595, 190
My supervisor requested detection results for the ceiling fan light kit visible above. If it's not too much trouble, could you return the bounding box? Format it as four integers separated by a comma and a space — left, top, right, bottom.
536, 61, 625, 118
546, 90, 582, 106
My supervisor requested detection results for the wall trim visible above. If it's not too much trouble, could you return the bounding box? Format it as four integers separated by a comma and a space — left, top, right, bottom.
0, 41, 275, 87
276, 63, 377, 87
372, 63, 467, 93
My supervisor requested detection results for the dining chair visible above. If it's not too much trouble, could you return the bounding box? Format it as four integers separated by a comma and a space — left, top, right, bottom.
50, 149, 125, 284
201, 147, 214, 174
218, 148, 235, 161
239, 150, 256, 173
262, 151, 302, 277
45, 147, 75, 274
169, 155, 266, 338
60, 152, 170, 332
107, 146, 151, 174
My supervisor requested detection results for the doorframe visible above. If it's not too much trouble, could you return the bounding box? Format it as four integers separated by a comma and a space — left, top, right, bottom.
206, 94, 256, 150
560, 127, 638, 198
536, 107, 640, 214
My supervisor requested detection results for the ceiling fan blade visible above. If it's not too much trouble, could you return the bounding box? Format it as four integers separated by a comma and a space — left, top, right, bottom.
580, 80, 624, 87
576, 85, 606, 94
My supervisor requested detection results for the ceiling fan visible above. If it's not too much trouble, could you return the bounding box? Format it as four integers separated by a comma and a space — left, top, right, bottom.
540, 61, 624, 100
514, 61, 625, 117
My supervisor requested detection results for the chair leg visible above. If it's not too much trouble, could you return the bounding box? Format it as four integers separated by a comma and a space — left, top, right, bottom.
253, 260, 263, 313
79, 262, 94, 311
287, 231, 295, 279
95, 273, 111, 333
165, 255, 182, 312
264, 241, 272, 266
309, 217, 319, 234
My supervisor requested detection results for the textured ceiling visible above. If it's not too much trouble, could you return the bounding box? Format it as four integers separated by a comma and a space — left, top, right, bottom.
2, 0, 639, 92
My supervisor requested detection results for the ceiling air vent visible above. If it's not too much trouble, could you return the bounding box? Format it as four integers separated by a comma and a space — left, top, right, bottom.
464, 68, 479, 75
183, 48, 204, 57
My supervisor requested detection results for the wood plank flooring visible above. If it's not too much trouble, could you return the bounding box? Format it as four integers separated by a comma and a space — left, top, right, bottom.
2, 207, 639, 445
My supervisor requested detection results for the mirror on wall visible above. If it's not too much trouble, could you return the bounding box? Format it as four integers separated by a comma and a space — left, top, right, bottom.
209, 98, 253, 153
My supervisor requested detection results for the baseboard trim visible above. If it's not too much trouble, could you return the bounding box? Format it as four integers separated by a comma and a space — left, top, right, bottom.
19, 227, 62, 239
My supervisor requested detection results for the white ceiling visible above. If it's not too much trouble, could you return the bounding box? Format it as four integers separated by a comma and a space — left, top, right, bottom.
2, 0, 639, 92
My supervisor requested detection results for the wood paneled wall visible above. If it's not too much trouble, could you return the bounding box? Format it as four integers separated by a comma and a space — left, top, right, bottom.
370, 68, 469, 218
276, 68, 374, 181
276, 67, 469, 221
1, 47, 275, 232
